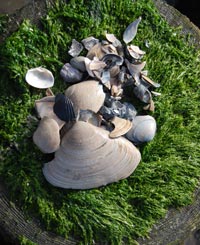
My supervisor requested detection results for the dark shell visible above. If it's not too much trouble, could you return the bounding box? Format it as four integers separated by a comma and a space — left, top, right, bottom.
81, 36, 99, 51
53, 93, 76, 122
133, 84, 152, 104
102, 53, 123, 69
60, 63, 83, 83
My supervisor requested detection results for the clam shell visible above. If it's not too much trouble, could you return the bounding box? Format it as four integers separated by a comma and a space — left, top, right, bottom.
60, 63, 83, 84
65, 80, 106, 114
35, 96, 65, 129
109, 116, 132, 138
33, 117, 60, 153
25, 67, 54, 89
53, 93, 76, 122
126, 115, 156, 144
43, 121, 141, 189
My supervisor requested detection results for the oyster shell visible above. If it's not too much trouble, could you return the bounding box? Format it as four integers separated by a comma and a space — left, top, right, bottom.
65, 80, 106, 114
25, 67, 54, 89
126, 115, 156, 144
33, 117, 60, 153
43, 121, 141, 189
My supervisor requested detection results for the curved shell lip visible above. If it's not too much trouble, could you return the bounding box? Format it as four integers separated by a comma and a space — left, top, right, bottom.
25, 67, 54, 89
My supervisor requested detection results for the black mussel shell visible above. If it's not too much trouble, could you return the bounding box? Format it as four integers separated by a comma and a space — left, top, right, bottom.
53, 93, 76, 122
133, 84, 152, 104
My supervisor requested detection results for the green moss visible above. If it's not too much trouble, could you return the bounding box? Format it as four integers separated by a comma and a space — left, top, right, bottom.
0, 0, 200, 244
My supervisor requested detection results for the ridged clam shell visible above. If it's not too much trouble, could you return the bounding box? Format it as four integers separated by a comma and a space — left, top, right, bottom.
109, 116, 132, 138
43, 121, 141, 189
25, 67, 54, 89
65, 80, 106, 114
33, 117, 60, 153
126, 115, 156, 144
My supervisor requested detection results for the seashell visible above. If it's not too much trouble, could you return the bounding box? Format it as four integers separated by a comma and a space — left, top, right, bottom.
68, 39, 83, 57
25, 67, 54, 89
105, 33, 122, 47
143, 99, 155, 112
33, 117, 60, 153
109, 116, 132, 138
100, 70, 111, 89
70, 56, 89, 72
43, 121, 141, 189
81, 36, 99, 50
125, 59, 146, 77
123, 17, 142, 44
133, 83, 152, 103
78, 109, 102, 127
53, 93, 76, 122
65, 80, 106, 114
35, 96, 65, 129
126, 115, 156, 144
86, 43, 105, 60
102, 53, 123, 69
127, 45, 145, 60
141, 74, 160, 88
60, 63, 83, 83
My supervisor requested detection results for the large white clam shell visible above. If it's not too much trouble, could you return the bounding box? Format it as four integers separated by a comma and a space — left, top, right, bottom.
25, 67, 54, 89
43, 121, 141, 189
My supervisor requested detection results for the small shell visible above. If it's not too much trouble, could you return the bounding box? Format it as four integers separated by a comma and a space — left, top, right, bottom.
33, 117, 60, 153
25, 67, 54, 89
78, 109, 102, 127
81, 36, 99, 50
123, 17, 142, 44
133, 83, 152, 103
53, 93, 76, 122
126, 115, 156, 144
65, 80, 106, 114
141, 74, 160, 88
127, 45, 145, 59
105, 33, 122, 47
60, 63, 83, 83
109, 116, 132, 138
68, 39, 83, 57
102, 53, 123, 69
70, 56, 88, 72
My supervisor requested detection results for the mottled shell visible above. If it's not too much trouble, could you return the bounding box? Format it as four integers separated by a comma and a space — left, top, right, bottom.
126, 115, 156, 144
43, 121, 141, 189
35, 96, 65, 129
65, 80, 106, 114
33, 117, 60, 153
25, 67, 54, 89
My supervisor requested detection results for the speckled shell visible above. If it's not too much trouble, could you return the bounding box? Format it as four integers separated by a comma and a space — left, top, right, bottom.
65, 80, 106, 114
126, 115, 156, 144
33, 117, 60, 153
43, 121, 141, 189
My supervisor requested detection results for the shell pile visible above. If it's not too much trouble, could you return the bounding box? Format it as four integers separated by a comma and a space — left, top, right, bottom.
26, 17, 160, 189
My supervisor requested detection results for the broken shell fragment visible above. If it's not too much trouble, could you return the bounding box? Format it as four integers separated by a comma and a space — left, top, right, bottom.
127, 45, 145, 60
53, 93, 76, 122
70, 56, 88, 72
60, 63, 83, 83
35, 96, 65, 129
109, 116, 132, 138
43, 121, 141, 189
81, 36, 99, 50
123, 17, 142, 44
33, 117, 60, 153
133, 83, 152, 104
141, 74, 160, 88
78, 109, 102, 126
65, 80, 106, 114
68, 39, 83, 57
25, 67, 54, 89
126, 115, 156, 144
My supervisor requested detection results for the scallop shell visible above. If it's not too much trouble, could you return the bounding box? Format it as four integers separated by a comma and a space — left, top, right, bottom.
35, 96, 65, 129
109, 116, 132, 138
25, 67, 54, 89
65, 80, 106, 114
33, 117, 60, 153
126, 115, 156, 144
43, 121, 141, 189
